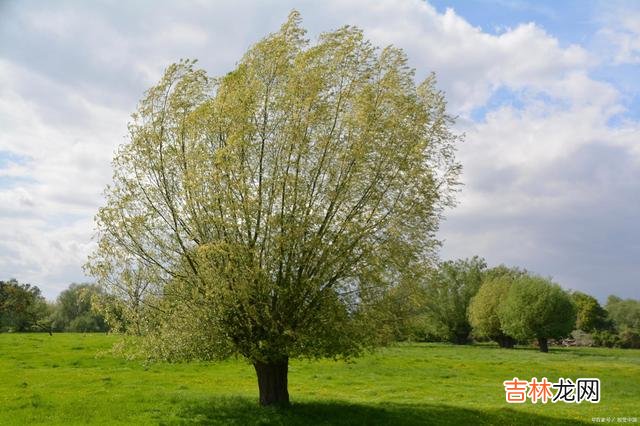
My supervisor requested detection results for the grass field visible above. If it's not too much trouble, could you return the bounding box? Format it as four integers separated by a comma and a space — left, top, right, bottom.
0, 333, 638, 425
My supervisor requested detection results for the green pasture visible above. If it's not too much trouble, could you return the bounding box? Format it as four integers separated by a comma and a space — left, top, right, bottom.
0, 333, 637, 425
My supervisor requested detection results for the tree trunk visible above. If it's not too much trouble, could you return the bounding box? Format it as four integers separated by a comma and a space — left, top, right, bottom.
538, 337, 549, 353
254, 358, 289, 406
453, 332, 470, 345
498, 336, 515, 348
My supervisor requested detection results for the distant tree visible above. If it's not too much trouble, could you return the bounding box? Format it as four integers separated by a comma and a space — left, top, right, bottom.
85, 12, 461, 406
571, 291, 611, 333
468, 268, 521, 348
0, 279, 52, 333
604, 296, 640, 348
51, 284, 108, 332
374, 272, 432, 342
606, 296, 640, 329
499, 275, 576, 352
422, 257, 486, 344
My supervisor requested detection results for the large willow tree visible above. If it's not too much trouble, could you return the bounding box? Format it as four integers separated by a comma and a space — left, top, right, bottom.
87, 12, 460, 406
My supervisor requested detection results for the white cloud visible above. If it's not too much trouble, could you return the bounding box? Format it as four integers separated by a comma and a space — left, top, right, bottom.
598, 11, 640, 64
320, 0, 591, 112
0, 0, 638, 300
0, 57, 128, 294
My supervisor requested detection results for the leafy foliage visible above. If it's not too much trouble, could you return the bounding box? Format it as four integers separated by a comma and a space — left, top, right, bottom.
90, 267, 154, 336
468, 267, 523, 347
606, 296, 640, 329
0, 279, 51, 332
419, 257, 486, 344
51, 283, 108, 332
86, 10, 460, 372
498, 275, 576, 350
371, 274, 431, 342
603, 296, 640, 348
570, 291, 611, 333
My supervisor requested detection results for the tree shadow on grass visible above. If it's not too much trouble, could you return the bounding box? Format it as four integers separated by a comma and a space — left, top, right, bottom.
168, 396, 589, 425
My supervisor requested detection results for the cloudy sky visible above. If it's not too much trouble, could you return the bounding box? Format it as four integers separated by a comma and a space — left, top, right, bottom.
0, 0, 638, 301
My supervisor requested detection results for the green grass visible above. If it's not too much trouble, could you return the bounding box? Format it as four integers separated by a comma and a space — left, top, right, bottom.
0, 334, 638, 425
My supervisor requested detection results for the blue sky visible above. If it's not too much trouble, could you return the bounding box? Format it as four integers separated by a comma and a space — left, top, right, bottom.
0, 0, 638, 301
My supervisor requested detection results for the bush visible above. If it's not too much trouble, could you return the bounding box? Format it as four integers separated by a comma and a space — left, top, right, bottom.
618, 327, 640, 349
570, 330, 595, 347
592, 330, 620, 348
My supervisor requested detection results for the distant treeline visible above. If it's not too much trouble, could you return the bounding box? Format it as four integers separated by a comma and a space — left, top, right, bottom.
0, 280, 107, 333
385, 257, 640, 350
1, 262, 639, 350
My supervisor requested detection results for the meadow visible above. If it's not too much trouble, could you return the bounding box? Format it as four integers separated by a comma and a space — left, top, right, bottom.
0, 333, 638, 425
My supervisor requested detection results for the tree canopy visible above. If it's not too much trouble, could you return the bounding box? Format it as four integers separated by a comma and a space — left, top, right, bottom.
606, 296, 640, 330
571, 291, 611, 333
0, 279, 51, 333
603, 296, 640, 348
421, 257, 486, 344
51, 283, 108, 332
86, 12, 460, 405
468, 267, 525, 348
498, 275, 576, 352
